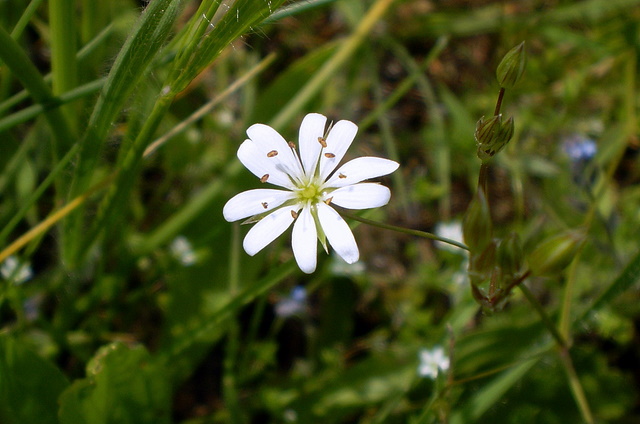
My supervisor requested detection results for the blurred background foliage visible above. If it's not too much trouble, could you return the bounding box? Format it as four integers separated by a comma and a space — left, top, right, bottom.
1, 0, 640, 422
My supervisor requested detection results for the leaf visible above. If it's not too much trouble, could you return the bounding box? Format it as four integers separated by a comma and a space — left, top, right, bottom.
58, 343, 171, 424
0, 334, 69, 424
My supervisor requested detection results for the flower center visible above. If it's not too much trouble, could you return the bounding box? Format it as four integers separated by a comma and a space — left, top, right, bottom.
296, 181, 323, 203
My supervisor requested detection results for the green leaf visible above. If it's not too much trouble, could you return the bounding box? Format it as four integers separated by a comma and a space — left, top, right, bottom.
0, 335, 69, 424
58, 343, 171, 424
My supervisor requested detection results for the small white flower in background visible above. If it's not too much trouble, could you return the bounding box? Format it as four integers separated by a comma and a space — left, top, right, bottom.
434, 221, 465, 253
170, 236, 197, 266
275, 286, 308, 318
0, 255, 33, 285
223, 113, 399, 273
418, 346, 450, 379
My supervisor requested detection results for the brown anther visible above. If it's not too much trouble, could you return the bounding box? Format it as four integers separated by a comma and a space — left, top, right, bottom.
338, 173, 347, 179
291, 210, 299, 219
288, 141, 296, 149
324, 152, 335, 158
260, 174, 269, 183
324, 197, 333, 205
261, 202, 268, 209
318, 137, 327, 148
267, 150, 278, 157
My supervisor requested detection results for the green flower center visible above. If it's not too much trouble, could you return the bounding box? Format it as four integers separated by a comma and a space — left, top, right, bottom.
296, 181, 322, 203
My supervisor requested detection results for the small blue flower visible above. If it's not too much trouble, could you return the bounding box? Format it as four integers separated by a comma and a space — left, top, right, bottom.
275, 286, 308, 318
563, 135, 597, 162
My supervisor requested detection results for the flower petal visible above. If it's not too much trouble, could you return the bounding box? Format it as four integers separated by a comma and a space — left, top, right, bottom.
328, 183, 391, 210
318, 120, 358, 180
247, 123, 303, 181
223, 189, 296, 222
298, 113, 327, 177
325, 157, 399, 188
316, 202, 359, 264
243, 206, 297, 256
237, 140, 295, 189
291, 206, 317, 273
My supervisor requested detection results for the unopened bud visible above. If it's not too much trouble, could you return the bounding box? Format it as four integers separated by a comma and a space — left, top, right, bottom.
496, 233, 524, 278
475, 115, 501, 145
463, 190, 493, 252
496, 41, 526, 88
527, 230, 585, 277
476, 115, 514, 161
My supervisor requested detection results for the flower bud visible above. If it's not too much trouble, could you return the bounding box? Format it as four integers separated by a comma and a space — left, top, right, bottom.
463, 190, 493, 252
496, 41, 526, 88
475, 115, 501, 146
476, 115, 514, 161
527, 230, 585, 277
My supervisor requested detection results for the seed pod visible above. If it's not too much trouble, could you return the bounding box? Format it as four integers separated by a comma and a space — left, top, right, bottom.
527, 230, 585, 277
463, 190, 493, 252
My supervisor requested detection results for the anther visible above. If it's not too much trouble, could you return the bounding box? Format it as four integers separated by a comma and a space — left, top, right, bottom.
260, 174, 269, 183
318, 137, 327, 148
338, 173, 347, 179
324, 197, 333, 205
324, 152, 335, 158
261, 202, 268, 209
288, 141, 296, 149
267, 150, 278, 157
291, 210, 299, 219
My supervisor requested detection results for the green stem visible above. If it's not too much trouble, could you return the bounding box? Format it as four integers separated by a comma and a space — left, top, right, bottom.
49, 0, 78, 137
493, 87, 505, 116
518, 283, 567, 349
0, 25, 74, 151
559, 349, 595, 424
339, 210, 469, 251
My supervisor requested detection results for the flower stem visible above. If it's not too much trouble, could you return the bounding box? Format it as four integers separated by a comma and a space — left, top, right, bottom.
339, 210, 469, 251
494, 87, 505, 116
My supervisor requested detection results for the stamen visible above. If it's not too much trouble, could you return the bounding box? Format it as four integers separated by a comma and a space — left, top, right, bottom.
267, 150, 278, 157
324, 197, 333, 205
291, 210, 299, 219
338, 173, 347, 179
318, 137, 327, 148
288, 141, 296, 149
261, 202, 268, 209
324, 152, 335, 158
260, 174, 269, 183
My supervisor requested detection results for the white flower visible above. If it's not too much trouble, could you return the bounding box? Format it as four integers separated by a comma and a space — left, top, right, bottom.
418, 346, 450, 379
170, 236, 197, 266
0, 255, 33, 285
434, 221, 465, 253
223, 113, 399, 273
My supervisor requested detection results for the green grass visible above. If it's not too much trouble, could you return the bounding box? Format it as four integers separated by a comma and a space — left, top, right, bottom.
1, 0, 640, 422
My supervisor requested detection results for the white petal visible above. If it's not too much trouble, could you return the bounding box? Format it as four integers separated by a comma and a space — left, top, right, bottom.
328, 183, 391, 210
325, 157, 399, 188
316, 202, 359, 264
298, 113, 327, 177
318, 120, 358, 180
223, 189, 295, 222
291, 206, 317, 273
247, 123, 303, 181
237, 140, 295, 189
243, 206, 297, 256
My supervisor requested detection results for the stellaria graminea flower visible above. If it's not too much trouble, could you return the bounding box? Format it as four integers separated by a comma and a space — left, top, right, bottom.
418, 346, 450, 379
223, 113, 399, 273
